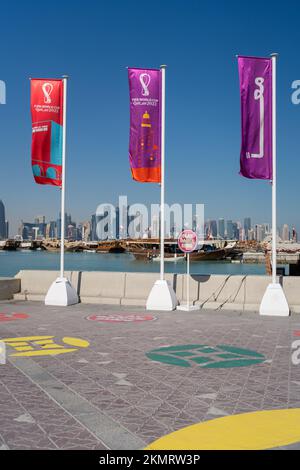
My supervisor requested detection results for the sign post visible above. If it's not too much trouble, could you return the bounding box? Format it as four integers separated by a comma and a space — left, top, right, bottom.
177, 230, 200, 312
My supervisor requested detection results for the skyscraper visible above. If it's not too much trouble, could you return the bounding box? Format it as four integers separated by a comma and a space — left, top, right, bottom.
255, 224, 266, 242
90, 214, 98, 241
93, 205, 116, 240
218, 218, 225, 239
244, 217, 251, 240
226, 220, 234, 239
232, 222, 239, 240
282, 224, 290, 242
151, 214, 159, 239
209, 220, 218, 238
115, 206, 120, 239
20, 221, 46, 240
239, 228, 245, 241
34, 215, 46, 224
0, 200, 6, 239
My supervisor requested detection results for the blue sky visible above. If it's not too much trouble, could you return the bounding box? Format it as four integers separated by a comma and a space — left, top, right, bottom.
1, 0, 300, 234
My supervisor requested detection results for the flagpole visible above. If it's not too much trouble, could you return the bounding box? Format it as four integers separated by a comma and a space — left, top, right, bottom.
271, 54, 277, 285
146, 65, 177, 310
160, 65, 166, 281
60, 75, 68, 279
44, 75, 78, 306
259, 53, 289, 316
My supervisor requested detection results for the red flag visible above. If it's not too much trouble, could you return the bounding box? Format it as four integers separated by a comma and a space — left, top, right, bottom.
30, 79, 63, 186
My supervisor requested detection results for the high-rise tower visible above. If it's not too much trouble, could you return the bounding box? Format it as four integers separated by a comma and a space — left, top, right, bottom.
0, 200, 6, 239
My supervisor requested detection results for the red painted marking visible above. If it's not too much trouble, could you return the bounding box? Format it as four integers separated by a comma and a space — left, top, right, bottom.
294, 331, 300, 337
0, 313, 29, 322
86, 314, 156, 323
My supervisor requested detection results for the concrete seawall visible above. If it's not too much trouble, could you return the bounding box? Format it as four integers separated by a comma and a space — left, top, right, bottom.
0, 278, 21, 301
11, 270, 300, 313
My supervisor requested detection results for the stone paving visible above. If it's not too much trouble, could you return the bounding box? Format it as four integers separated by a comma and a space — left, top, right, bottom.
0, 300, 299, 450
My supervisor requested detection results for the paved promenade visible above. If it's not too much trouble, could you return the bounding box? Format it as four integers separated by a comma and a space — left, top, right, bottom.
0, 301, 299, 450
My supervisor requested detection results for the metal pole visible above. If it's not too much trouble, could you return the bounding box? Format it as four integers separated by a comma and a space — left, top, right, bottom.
160, 65, 166, 281
271, 54, 277, 284
187, 253, 190, 308
60, 76, 68, 279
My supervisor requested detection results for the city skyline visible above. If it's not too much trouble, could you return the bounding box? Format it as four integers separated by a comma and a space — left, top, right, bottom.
1, 194, 300, 239
7, 199, 298, 242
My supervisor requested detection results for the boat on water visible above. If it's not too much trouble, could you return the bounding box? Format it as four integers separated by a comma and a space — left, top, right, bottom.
133, 241, 236, 262
152, 253, 185, 262
189, 242, 236, 261
20, 242, 32, 249
133, 250, 182, 261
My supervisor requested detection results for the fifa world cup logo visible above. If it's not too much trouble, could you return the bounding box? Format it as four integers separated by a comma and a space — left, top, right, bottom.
139, 73, 151, 96
42, 82, 54, 104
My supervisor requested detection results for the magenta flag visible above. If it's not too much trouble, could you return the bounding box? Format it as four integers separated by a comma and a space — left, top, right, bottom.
238, 56, 272, 180
128, 68, 161, 183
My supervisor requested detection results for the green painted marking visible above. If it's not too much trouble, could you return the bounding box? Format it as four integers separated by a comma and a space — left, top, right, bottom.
146, 352, 191, 367
202, 358, 264, 368
171, 351, 197, 357
217, 345, 265, 358
197, 347, 218, 354
146, 344, 265, 369
217, 353, 244, 359
190, 356, 214, 364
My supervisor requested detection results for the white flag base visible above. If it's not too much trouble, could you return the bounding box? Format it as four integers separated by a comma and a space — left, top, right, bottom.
177, 304, 200, 312
259, 283, 289, 317
45, 277, 79, 306
146, 280, 178, 311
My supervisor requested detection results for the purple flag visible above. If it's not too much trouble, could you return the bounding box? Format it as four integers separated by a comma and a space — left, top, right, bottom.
128, 68, 161, 183
238, 56, 272, 180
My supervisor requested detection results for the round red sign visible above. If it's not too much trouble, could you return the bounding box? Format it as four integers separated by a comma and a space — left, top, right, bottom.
178, 230, 198, 253
0, 313, 29, 323
86, 314, 156, 323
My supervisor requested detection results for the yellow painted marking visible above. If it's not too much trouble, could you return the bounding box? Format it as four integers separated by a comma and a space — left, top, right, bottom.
145, 409, 300, 450
3, 335, 90, 358
62, 337, 90, 348
3, 336, 54, 342
14, 346, 34, 352
33, 340, 58, 345
11, 349, 78, 357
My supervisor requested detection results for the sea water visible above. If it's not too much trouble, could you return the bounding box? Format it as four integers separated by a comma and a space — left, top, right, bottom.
0, 250, 268, 277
